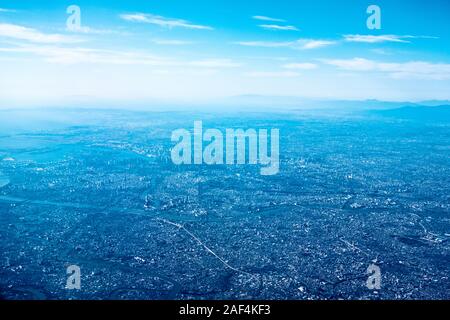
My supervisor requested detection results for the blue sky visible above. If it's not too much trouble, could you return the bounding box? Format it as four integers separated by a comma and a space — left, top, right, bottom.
0, 0, 449, 107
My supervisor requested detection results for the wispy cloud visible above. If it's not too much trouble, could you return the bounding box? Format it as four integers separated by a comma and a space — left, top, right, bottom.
235, 39, 335, 50
120, 13, 213, 30
252, 15, 285, 22
235, 40, 291, 48
188, 59, 241, 68
300, 39, 336, 49
67, 26, 118, 35
322, 58, 377, 71
152, 39, 195, 46
0, 8, 16, 13
0, 23, 82, 44
244, 71, 300, 78
0, 44, 241, 69
322, 57, 450, 80
371, 48, 391, 55
344, 34, 438, 43
0, 45, 168, 65
259, 24, 299, 31
283, 62, 317, 70
236, 34, 436, 52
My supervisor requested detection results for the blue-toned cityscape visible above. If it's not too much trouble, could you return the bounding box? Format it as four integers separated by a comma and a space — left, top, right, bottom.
0, 1, 449, 300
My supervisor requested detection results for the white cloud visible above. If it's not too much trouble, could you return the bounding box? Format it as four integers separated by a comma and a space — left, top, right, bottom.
300, 39, 336, 49
259, 24, 299, 31
371, 48, 391, 55
67, 26, 118, 35
252, 16, 285, 22
234, 41, 291, 48
283, 62, 317, 70
235, 39, 336, 50
244, 71, 300, 78
0, 44, 241, 69
188, 59, 241, 68
0, 45, 168, 65
236, 34, 435, 51
322, 58, 450, 80
344, 34, 411, 43
0, 23, 82, 43
120, 13, 213, 30
0, 8, 16, 13
322, 58, 376, 71
344, 34, 438, 43
152, 39, 194, 46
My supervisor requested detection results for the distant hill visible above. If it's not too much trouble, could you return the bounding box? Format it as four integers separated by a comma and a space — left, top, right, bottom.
215, 95, 450, 112
374, 105, 450, 122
